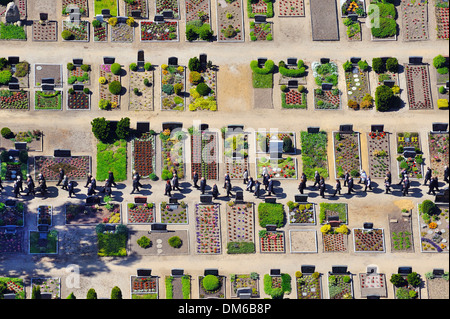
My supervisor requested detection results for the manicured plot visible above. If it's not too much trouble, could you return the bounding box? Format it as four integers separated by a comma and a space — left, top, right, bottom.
217, 0, 244, 42
34, 156, 90, 181
327, 273, 353, 299
300, 131, 329, 180
0, 277, 25, 298
0, 201, 25, 226
65, 203, 121, 225
140, 21, 178, 41
401, 0, 428, 41
255, 131, 296, 154
124, 0, 148, 18
428, 133, 449, 178
195, 203, 221, 254
160, 201, 188, 224
94, 0, 118, 16
161, 64, 185, 110
418, 201, 449, 253
127, 203, 155, 224
160, 129, 185, 179
98, 63, 121, 108
32, 21, 57, 41
333, 131, 361, 179
296, 272, 322, 299
279, 0, 304, 17
224, 132, 249, 179
190, 131, 219, 180
230, 273, 259, 298
287, 201, 315, 225
226, 202, 255, 253
0, 90, 29, 110
396, 132, 423, 178
188, 64, 217, 111
96, 139, 127, 182
62, 0, 88, 15
405, 64, 433, 110
29, 229, 58, 254
367, 131, 391, 179
62, 21, 89, 41
131, 276, 158, 299
132, 132, 156, 178
353, 228, 385, 252
156, 0, 180, 18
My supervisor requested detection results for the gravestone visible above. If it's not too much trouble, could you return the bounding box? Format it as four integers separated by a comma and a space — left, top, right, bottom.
270, 269, 281, 277
409, 56, 423, 65
8, 56, 20, 65
264, 197, 276, 204
86, 196, 100, 205
137, 50, 145, 62
257, 58, 267, 68
162, 10, 174, 19
15, 142, 27, 150
294, 194, 308, 203
307, 127, 320, 134
320, 58, 330, 64
398, 266, 412, 275
287, 58, 297, 66
40, 13, 48, 21
331, 265, 348, 274
73, 84, 84, 92
101, 9, 111, 19
150, 223, 167, 233
40, 293, 53, 299
136, 121, 150, 133
199, 123, 209, 131
171, 269, 184, 277
38, 225, 49, 232
236, 288, 252, 299
347, 13, 358, 21
103, 56, 115, 65
403, 150, 416, 159
134, 196, 147, 204
137, 269, 152, 276
168, 57, 178, 66
266, 224, 277, 232
235, 191, 244, 202
432, 123, 448, 133
371, 125, 384, 132
41, 84, 54, 91
301, 265, 316, 274
204, 269, 219, 276
350, 57, 361, 64
69, 12, 81, 23
321, 83, 333, 91
54, 149, 71, 157
363, 222, 373, 230
287, 80, 298, 88
432, 269, 445, 278
105, 224, 116, 232
42, 78, 55, 85
435, 188, 449, 204
154, 14, 165, 22
169, 197, 178, 204
73, 58, 83, 66
8, 83, 20, 91
255, 15, 266, 23
162, 122, 182, 131
5, 200, 16, 207
339, 124, 353, 133
383, 80, 395, 88
200, 194, 213, 204
199, 53, 207, 65
131, 10, 141, 18
227, 125, 244, 132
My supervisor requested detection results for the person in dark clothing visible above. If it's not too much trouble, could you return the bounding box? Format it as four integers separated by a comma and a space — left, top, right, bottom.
402, 180, 408, 197
301, 173, 307, 186
347, 176, 354, 194
108, 171, 117, 187
364, 176, 372, 192
0, 175, 3, 191
384, 177, 391, 194
313, 171, 320, 188
428, 177, 440, 195
87, 183, 96, 196
13, 181, 20, 198
225, 180, 233, 197
38, 174, 47, 195
254, 180, 261, 199
165, 180, 172, 197
243, 169, 249, 185
267, 178, 274, 196
26, 177, 35, 196
444, 166, 449, 184
56, 168, 65, 186
423, 167, 432, 186
85, 173, 93, 188
398, 169, 407, 185
223, 173, 230, 189
103, 179, 112, 197
133, 170, 143, 188
263, 174, 269, 191
17, 175, 23, 192
61, 176, 69, 190
91, 177, 97, 190
343, 171, 350, 187
172, 175, 181, 191
386, 171, 392, 186
200, 177, 206, 195
319, 179, 326, 198
246, 177, 254, 192
193, 171, 199, 188
298, 177, 306, 194
212, 184, 219, 199
68, 181, 75, 198
332, 179, 341, 197
131, 177, 140, 194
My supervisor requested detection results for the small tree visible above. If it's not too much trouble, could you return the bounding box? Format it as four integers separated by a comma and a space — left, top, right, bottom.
110, 63, 121, 75
108, 80, 122, 95
0, 70, 12, 85
31, 285, 41, 299
111, 286, 122, 299
390, 274, 406, 287
188, 57, 201, 72
168, 236, 182, 248
372, 58, 385, 74
433, 54, 446, 69
407, 272, 421, 287
196, 82, 211, 96
86, 288, 97, 299
115, 117, 130, 139
91, 117, 110, 142
66, 292, 76, 299
386, 57, 399, 73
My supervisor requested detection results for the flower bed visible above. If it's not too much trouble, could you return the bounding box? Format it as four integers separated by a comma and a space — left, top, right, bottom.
62, 0, 88, 15
217, 0, 244, 42
32, 21, 57, 41
129, 68, 153, 110
396, 132, 423, 178
367, 131, 391, 179
333, 131, 361, 179
160, 201, 188, 223
110, 22, 134, 42
300, 130, 328, 180
255, 131, 296, 154
297, 272, 321, 299
124, 0, 148, 18
359, 273, 387, 298
0, 89, 29, 109
132, 132, 156, 178
191, 131, 219, 180
188, 65, 217, 111
140, 21, 178, 41
247, 0, 274, 17
93, 21, 108, 42
127, 203, 155, 224
99, 64, 120, 108
68, 64, 90, 85
353, 228, 385, 252
249, 21, 272, 41
29, 229, 58, 254
322, 230, 348, 252
37, 205, 52, 226
0, 201, 25, 227
281, 89, 306, 109
345, 67, 371, 107
65, 203, 121, 225
230, 273, 259, 297
328, 273, 353, 299
0, 230, 23, 253
279, 0, 304, 17
226, 202, 254, 246
0, 277, 25, 298
131, 276, 158, 298
435, 1, 449, 40
319, 203, 348, 224
401, 0, 428, 41
405, 64, 433, 110
161, 64, 185, 110
35, 90, 62, 110
67, 90, 90, 110
224, 132, 249, 179
156, 0, 180, 18
287, 202, 315, 225
428, 133, 449, 178
195, 203, 221, 254
341, 0, 365, 17
259, 230, 285, 253
418, 202, 449, 253
34, 156, 90, 181
256, 156, 297, 179
31, 278, 60, 299
314, 89, 341, 110
160, 129, 185, 179
62, 21, 89, 41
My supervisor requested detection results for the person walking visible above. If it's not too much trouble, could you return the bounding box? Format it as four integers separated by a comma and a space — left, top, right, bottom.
13, 180, 20, 198
386, 171, 392, 187
364, 176, 373, 192
85, 173, 93, 188
384, 177, 391, 194
347, 176, 354, 194
298, 177, 306, 194
17, 175, 23, 192
332, 179, 341, 197
172, 174, 181, 192
108, 171, 117, 187
38, 174, 47, 195
87, 183, 96, 196
200, 177, 207, 195
133, 170, 143, 188
246, 177, 254, 192
225, 180, 233, 197
61, 175, 69, 190
243, 169, 249, 185
130, 177, 140, 194
301, 172, 307, 187
56, 168, 64, 186
0, 175, 3, 192
343, 171, 349, 187
313, 171, 320, 188
192, 171, 199, 188
26, 176, 35, 197
223, 173, 230, 189
254, 180, 261, 199
212, 184, 219, 199
398, 169, 407, 185
319, 178, 326, 198
428, 177, 440, 195
359, 170, 367, 184
263, 174, 269, 191
444, 166, 449, 184
267, 178, 274, 196
164, 180, 172, 197
68, 181, 75, 198
423, 167, 432, 186
103, 179, 112, 197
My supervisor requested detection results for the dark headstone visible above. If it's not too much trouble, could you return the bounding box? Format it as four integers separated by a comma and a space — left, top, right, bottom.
339, 124, 353, 133
301, 265, 316, 274
105, 224, 116, 232
131, 10, 141, 18
168, 57, 178, 66
307, 127, 320, 134
5, 200, 16, 207
255, 15, 266, 23
398, 266, 412, 275
162, 122, 182, 131
264, 197, 276, 204
8, 149, 19, 157
136, 122, 150, 133
38, 225, 49, 232
162, 10, 173, 19
383, 80, 395, 88
54, 149, 71, 157
154, 14, 165, 22
367, 295, 380, 299
200, 195, 213, 204
103, 56, 115, 65
350, 57, 361, 64
199, 123, 209, 131
8, 56, 20, 65
73, 84, 84, 92
169, 197, 178, 204
432, 269, 445, 278
8, 83, 20, 91
363, 222, 373, 230
328, 215, 340, 222
227, 125, 244, 132
40, 292, 53, 299
41, 84, 55, 92
347, 13, 358, 21
40, 13, 48, 21
257, 58, 267, 68
236, 288, 252, 299
322, 83, 333, 91
403, 151, 416, 158
235, 191, 244, 202
137, 269, 152, 276
435, 188, 449, 204
72, 58, 83, 66
294, 194, 308, 203
86, 196, 100, 205
15, 142, 27, 150
270, 269, 281, 277
150, 223, 167, 232
287, 80, 298, 88
134, 197, 147, 204
286, 58, 297, 66
204, 269, 219, 276
171, 269, 184, 277
137, 50, 145, 62
199, 54, 207, 65
331, 265, 348, 274
371, 125, 384, 132
42, 78, 55, 84
101, 9, 111, 18
266, 224, 277, 231
320, 58, 330, 64
409, 56, 423, 65
432, 123, 448, 133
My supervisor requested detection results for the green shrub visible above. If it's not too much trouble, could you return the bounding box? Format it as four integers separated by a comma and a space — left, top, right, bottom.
115, 117, 130, 139
421, 200, 436, 215
258, 203, 285, 228
390, 274, 406, 287
86, 288, 97, 299
95, 223, 106, 234
144, 62, 152, 71
0, 70, 12, 85
358, 60, 370, 72
137, 236, 151, 248
437, 67, 449, 75
372, 58, 385, 74
407, 272, 421, 287
343, 61, 353, 72
386, 57, 399, 73
1, 127, 13, 139
111, 286, 122, 299
433, 54, 446, 69
202, 275, 220, 291
188, 57, 201, 72
129, 63, 137, 71
196, 82, 211, 96
168, 236, 182, 248
108, 81, 122, 95
66, 292, 76, 299
162, 84, 174, 95
189, 71, 203, 85
91, 117, 110, 142
371, 17, 397, 38
67, 62, 75, 71
110, 63, 121, 75
375, 85, 397, 112
174, 83, 184, 95
61, 30, 73, 40
250, 60, 275, 75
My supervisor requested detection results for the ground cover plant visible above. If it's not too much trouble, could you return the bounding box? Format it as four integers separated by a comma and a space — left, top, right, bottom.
34, 156, 90, 181
160, 201, 188, 223
94, 0, 118, 16
312, 61, 341, 109
256, 156, 297, 179
250, 59, 274, 88
0, 22, 26, 40
287, 201, 315, 225
165, 274, 191, 299
230, 273, 259, 297
96, 223, 128, 256
62, 21, 89, 41
161, 64, 185, 110
333, 131, 361, 178
249, 21, 272, 41
396, 131, 423, 178
66, 201, 121, 225
263, 273, 291, 298
0, 201, 24, 226
300, 130, 328, 180
96, 138, 127, 182
343, 17, 361, 41
418, 201, 449, 253
390, 209, 413, 252
279, 0, 304, 16
353, 228, 385, 252
328, 273, 353, 299
296, 271, 321, 299
67, 90, 90, 110
92, 19, 108, 42
140, 21, 178, 41
217, 0, 244, 42
188, 57, 217, 111
195, 203, 221, 254
132, 132, 156, 179
367, 130, 391, 178
35, 90, 62, 110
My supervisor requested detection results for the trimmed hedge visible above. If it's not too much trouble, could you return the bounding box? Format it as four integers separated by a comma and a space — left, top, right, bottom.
250, 60, 275, 75
278, 60, 306, 77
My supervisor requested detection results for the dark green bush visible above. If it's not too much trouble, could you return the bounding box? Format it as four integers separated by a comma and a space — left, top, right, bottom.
91, 117, 110, 142
188, 57, 201, 72
108, 80, 122, 95
375, 85, 397, 112
196, 82, 211, 96
111, 286, 122, 299
115, 117, 130, 139
110, 63, 121, 75
258, 203, 285, 228
371, 17, 397, 38
390, 274, 406, 287
421, 200, 436, 215
86, 288, 97, 299
372, 58, 385, 74
162, 84, 174, 95
407, 272, 421, 287
202, 275, 220, 291
168, 236, 182, 248
1, 127, 13, 139
0, 70, 12, 85
386, 57, 399, 73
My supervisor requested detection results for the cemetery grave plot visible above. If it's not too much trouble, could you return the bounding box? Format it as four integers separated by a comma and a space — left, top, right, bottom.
94, 0, 118, 16
140, 21, 178, 41
129, 67, 154, 110
34, 155, 90, 181
124, 0, 148, 18
345, 65, 371, 109
199, 274, 226, 298
0, 21, 26, 40
359, 273, 387, 298
37, 205, 52, 226
35, 90, 62, 110
129, 229, 189, 255
428, 132, 449, 179
296, 272, 322, 299
185, 0, 213, 41
32, 21, 58, 41
0, 0, 26, 19
256, 156, 297, 179
310, 0, 339, 41
34, 64, 62, 88
279, 60, 307, 108
314, 88, 341, 110
369, 0, 398, 40
281, 87, 306, 109
65, 202, 121, 225
62, 0, 88, 16
160, 64, 185, 110
418, 202, 449, 253
259, 230, 285, 253
247, 0, 274, 18
230, 273, 260, 298
96, 224, 128, 257
279, 0, 304, 17
132, 132, 156, 178
96, 139, 127, 182
333, 131, 362, 179
217, 0, 244, 42
289, 230, 317, 253
396, 132, 423, 179
127, 202, 155, 224
319, 203, 348, 224
0, 89, 29, 110
0, 277, 25, 299
226, 202, 255, 253
131, 276, 158, 299
401, 0, 429, 41
110, 19, 134, 43
156, 0, 180, 18
93, 20, 108, 42
166, 274, 191, 299
327, 273, 353, 299
0, 153, 28, 181
389, 209, 414, 253
344, 17, 361, 41
195, 203, 222, 254
0, 201, 25, 226
31, 278, 61, 299
62, 20, 89, 41
367, 130, 391, 179
312, 61, 341, 110
263, 273, 292, 298
392, 272, 421, 299
160, 129, 185, 179
320, 203, 349, 253
255, 131, 296, 155
405, 64, 433, 110
322, 228, 348, 252
426, 273, 450, 299
67, 89, 90, 110
29, 229, 58, 254
188, 62, 217, 111
287, 201, 315, 225
300, 130, 329, 180
353, 228, 385, 252
0, 129, 42, 151
0, 59, 29, 88
190, 131, 219, 180
67, 63, 90, 85
160, 201, 188, 224
250, 22, 273, 42
224, 131, 249, 179
99, 63, 121, 108
435, 0, 449, 40
340, 0, 365, 17
0, 229, 24, 253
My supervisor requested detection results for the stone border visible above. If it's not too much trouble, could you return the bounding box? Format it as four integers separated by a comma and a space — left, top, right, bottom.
289, 229, 318, 253
352, 227, 386, 253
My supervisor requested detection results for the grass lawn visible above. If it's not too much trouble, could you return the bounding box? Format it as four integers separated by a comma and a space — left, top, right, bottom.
0, 22, 26, 40
94, 0, 118, 16
96, 139, 127, 182
253, 73, 273, 88
97, 232, 127, 256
